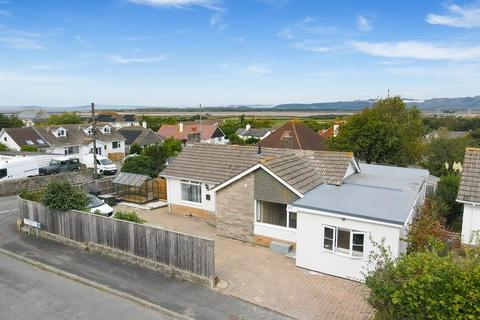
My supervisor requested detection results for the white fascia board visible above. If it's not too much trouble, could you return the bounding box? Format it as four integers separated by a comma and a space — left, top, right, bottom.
210, 164, 261, 192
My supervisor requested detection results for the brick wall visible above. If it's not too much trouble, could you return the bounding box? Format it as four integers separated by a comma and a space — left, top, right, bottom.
216, 172, 255, 243
170, 203, 213, 218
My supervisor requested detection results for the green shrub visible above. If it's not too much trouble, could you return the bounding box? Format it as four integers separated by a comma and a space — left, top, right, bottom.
121, 155, 159, 178
113, 211, 146, 224
129, 143, 142, 155
435, 174, 462, 224
0, 143, 7, 151
42, 180, 88, 211
19, 189, 45, 202
20, 145, 39, 152
365, 242, 480, 320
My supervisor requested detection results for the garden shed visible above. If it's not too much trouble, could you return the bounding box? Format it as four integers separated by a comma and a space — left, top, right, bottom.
113, 172, 160, 204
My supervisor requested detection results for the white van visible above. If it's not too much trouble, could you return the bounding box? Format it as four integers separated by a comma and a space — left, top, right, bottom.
83, 154, 118, 175
0, 156, 39, 181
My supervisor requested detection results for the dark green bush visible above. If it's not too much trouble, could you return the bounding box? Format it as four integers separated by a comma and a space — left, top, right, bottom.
19, 189, 45, 202
42, 180, 88, 211
113, 211, 146, 224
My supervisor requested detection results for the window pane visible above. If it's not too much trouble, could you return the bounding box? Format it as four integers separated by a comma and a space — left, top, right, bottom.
288, 211, 297, 229
352, 245, 364, 257
353, 233, 364, 246
324, 227, 333, 239
337, 228, 350, 254
323, 238, 333, 251
257, 201, 287, 227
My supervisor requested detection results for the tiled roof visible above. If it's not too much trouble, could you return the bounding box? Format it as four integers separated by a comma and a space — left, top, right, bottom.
259, 120, 325, 151
457, 148, 480, 204
118, 127, 163, 146
160, 144, 356, 193
157, 123, 223, 140
36, 124, 125, 147
2, 127, 49, 148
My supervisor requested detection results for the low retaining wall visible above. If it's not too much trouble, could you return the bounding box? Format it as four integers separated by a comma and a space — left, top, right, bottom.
0, 170, 91, 196
19, 198, 216, 287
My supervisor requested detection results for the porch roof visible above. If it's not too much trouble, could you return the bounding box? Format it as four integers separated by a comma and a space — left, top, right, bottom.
291, 164, 429, 226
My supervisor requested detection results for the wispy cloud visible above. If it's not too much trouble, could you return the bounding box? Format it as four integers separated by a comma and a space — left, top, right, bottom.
0, 36, 43, 49
357, 15, 372, 31
210, 12, 226, 30
107, 54, 168, 64
246, 64, 271, 75
426, 2, 480, 28
0, 26, 62, 50
127, 0, 222, 10
291, 40, 331, 52
31, 63, 60, 71
74, 35, 91, 47
277, 27, 294, 39
297, 16, 336, 34
351, 41, 480, 61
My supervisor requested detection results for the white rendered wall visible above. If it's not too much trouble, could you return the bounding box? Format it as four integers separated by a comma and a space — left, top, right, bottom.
167, 178, 216, 213
296, 210, 401, 282
461, 203, 480, 244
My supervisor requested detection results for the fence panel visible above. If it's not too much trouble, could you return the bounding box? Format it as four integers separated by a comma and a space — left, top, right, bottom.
19, 199, 215, 281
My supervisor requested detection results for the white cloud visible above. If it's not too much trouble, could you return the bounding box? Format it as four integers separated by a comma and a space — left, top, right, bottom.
107, 54, 168, 64
297, 16, 336, 34
0, 36, 43, 49
74, 35, 90, 47
357, 15, 372, 32
210, 12, 226, 30
127, 0, 221, 10
426, 2, 480, 28
246, 64, 271, 75
277, 27, 294, 39
351, 41, 480, 61
291, 40, 331, 52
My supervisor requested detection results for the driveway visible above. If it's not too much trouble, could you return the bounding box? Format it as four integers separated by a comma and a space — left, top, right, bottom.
130, 207, 375, 320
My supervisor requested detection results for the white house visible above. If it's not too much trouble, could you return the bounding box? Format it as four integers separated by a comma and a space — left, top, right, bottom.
33, 124, 126, 163
95, 113, 146, 129
235, 124, 272, 140
457, 148, 480, 245
0, 127, 50, 151
161, 144, 429, 281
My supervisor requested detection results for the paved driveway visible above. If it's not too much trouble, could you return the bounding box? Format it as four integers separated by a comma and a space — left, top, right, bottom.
132, 207, 375, 320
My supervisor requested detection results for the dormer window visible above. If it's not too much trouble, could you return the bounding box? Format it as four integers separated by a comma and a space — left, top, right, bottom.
103, 126, 111, 134
87, 127, 93, 135
57, 129, 66, 137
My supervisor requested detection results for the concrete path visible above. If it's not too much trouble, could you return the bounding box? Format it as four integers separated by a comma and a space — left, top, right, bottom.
0, 254, 173, 320
0, 196, 289, 320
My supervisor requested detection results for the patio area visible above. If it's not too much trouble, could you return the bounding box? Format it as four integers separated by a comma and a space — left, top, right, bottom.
113, 205, 374, 320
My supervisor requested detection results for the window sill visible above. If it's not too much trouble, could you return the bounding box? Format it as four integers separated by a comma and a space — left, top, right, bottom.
181, 200, 203, 206
254, 222, 297, 232
322, 249, 365, 260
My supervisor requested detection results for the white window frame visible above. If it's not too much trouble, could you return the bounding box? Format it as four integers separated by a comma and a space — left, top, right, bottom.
254, 200, 297, 230
323, 226, 336, 252
112, 141, 121, 149
180, 180, 202, 204
103, 126, 111, 134
64, 146, 80, 155
322, 225, 366, 258
57, 130, 66, 137
25, 140, 34, 145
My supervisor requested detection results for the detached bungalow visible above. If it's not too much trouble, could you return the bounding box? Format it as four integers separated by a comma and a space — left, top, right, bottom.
158, 122, 227, 145
235, 124, 272, 141
118, 126, 163, 154
457, 148, 480, 245
0, 127, 50, 151
259, 120, 325, 151
161, 144, 428, 281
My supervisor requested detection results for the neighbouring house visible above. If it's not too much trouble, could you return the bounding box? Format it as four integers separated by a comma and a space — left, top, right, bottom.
235, 124, 272, 141
259, 120, 325, 150
457, 148, 480, 245
95, 112, 146, 129
161, 144, 429, 281
118, 126, 164, 154
157, 122, 227, 145
35, 124, 126, 162
318, 120, 345, 140
16, 110, 49, 127
425, 129, 469, 141
0, 127, 50, 151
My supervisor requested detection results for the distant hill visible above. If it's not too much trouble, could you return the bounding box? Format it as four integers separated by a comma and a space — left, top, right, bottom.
274, 96, 480, 111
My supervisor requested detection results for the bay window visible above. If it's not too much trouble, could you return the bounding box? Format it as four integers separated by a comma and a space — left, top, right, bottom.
181, 180, 202, 203
322, 226, 366, 257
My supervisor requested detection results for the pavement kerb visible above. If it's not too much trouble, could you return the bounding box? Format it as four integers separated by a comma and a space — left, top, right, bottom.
0, 248, 195, 320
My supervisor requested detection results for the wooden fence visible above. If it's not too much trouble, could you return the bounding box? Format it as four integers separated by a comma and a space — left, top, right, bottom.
19, 198, 215, 284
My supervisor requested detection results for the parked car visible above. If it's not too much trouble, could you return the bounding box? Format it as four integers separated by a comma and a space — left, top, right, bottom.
86, 194, 114, 217
0, 156, 39, 181
83, 154, 118, 175
39, 158, 81, 176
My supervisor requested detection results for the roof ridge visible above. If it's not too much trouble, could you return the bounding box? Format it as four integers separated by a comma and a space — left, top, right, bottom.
291, 121, 302, 150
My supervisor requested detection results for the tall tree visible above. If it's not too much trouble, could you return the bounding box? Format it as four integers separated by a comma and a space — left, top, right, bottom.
328, 97, 424, 166
0, 114, 23, 130
47, 112, 83, 125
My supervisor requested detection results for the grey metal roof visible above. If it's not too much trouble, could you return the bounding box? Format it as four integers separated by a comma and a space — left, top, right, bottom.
113, 172, 150, 187
457, 148, 480, 204
235, 127, 271, 138
160, 144, 357, 193
292, 164, 429, 225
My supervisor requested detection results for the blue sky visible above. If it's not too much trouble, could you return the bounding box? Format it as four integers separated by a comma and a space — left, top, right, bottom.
0, 0, 480, 107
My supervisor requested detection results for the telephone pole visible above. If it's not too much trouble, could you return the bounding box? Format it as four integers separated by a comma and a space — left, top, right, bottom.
91, 102, 98, 180
199, 104, 202, 142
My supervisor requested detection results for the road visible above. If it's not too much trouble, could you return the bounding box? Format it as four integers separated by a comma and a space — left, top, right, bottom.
0, 254, 172, 320
0, 196, 289, 320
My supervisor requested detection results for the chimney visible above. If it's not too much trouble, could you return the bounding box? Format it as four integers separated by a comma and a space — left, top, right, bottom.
246, 123, 251, 131
258, 145, 262, 154
179, 122, 184, 133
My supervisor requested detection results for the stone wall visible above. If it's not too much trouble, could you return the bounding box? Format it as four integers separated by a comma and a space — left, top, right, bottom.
216, 172, 255, 243
0, 170, 92, 196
